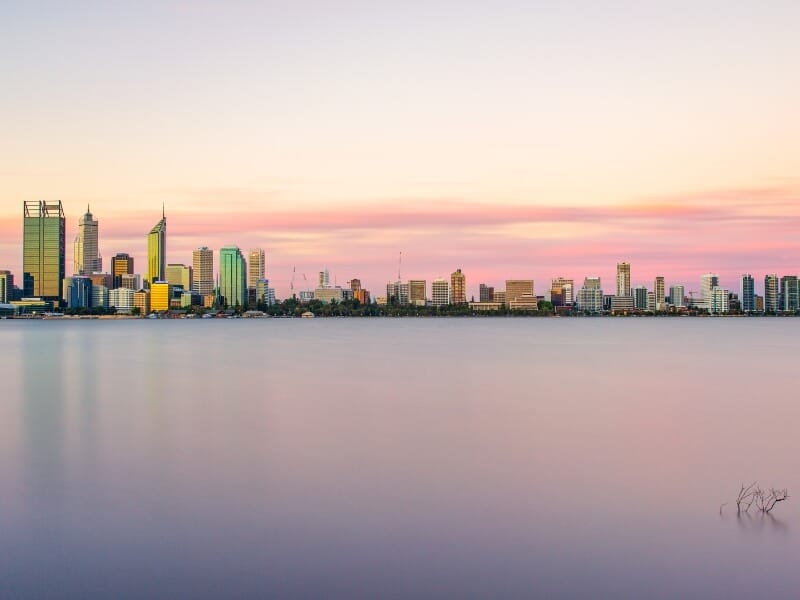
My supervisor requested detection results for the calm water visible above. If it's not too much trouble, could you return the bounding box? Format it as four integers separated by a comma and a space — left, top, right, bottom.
1, 318, 798, 598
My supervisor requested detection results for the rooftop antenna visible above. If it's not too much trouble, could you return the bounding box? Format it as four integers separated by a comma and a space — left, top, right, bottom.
162, 203, 165, 219
398, 251, 402, 282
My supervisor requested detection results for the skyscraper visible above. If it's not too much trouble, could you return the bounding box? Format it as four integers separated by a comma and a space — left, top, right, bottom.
711, 286, 730, 314
764, 274, 779, 313
699, 273, 719, 310
248, 248, 265, 289
577, 277, 603, 313
479, 284, 494, 303
450, 268, 466, 304
73, 206, 100, 275
408, 279, 426, 305
669, 285, 685, 308
616, 262, 631, 297
551, 277, 574, 307
780, 275, 799, 312
192, 247, 214, 297
219, 246, 246, 308
431, 277, 450, 306
146, 207, 166, 288
386, 281, 409, 305
23, 200, 65, 301
0, 271, 11, 303
318, 268, 330, 289
62, 276, 92, 309
654, 276, 665, 311
740, 274, 755, 312
111, 253, 134, 289
633, 285, 649, 310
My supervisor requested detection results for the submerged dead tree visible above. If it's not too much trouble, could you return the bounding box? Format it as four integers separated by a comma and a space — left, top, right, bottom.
736, 482, 758, 514
725, 482, 789, 515
754, 488, 789, 513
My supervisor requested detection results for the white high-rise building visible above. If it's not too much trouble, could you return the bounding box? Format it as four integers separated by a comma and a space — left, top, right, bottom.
699, 273, 719, 310
577, 277, 604, 313
109, 287, 134, 312
711, 286, 729, 314
386, 281, 410, 305
431, 277, 450, 306
74, 206, 100, 275
318, 268, 330, 289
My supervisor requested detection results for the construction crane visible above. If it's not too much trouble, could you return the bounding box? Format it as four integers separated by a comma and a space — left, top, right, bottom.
290, 267, 309, 299
398, 251, 403, 282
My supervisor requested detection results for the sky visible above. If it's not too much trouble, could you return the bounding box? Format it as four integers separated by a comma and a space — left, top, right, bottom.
1, 1, 799, 298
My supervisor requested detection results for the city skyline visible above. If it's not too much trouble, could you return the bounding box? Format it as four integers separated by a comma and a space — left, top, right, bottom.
1, 3, 799, 297
2, 200, 800, 301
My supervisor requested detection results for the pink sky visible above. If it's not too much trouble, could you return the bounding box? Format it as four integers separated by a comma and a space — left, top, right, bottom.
2, 3, 799, 299
1, 185, 798, 298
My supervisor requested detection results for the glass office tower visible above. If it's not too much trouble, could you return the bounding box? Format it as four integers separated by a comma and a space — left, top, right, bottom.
23, 200, 65, 301
147, 207, 166, 288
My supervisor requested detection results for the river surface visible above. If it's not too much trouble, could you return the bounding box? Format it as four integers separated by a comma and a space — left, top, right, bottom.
1, 318, 798, 598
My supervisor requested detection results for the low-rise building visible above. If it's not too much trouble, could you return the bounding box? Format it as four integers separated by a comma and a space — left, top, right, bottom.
151, 281, 171, 312
133, 289, 150, 314
110, 287, 134, 312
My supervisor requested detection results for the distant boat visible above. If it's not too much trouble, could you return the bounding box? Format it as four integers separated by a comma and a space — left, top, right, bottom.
301, 311, 315, 318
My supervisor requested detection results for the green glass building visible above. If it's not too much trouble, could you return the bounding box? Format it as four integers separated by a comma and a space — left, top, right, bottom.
219, 246, 246, 308
23, 200, 65, 301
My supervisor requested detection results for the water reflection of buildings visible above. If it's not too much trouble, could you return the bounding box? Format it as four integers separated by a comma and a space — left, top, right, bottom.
22, 327, 66, 504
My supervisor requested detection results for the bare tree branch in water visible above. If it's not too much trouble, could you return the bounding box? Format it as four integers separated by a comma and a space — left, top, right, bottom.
723, 483, 789, 516
736, 482, 757, 514
754, 488, 789, 513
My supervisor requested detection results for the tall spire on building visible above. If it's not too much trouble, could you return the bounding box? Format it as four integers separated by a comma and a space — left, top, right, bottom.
146, 207, 167, 287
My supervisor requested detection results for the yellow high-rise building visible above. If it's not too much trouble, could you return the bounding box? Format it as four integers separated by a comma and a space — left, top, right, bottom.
147, 208, 166, 288
166, 263, 192, 290
111, 253, 134, 288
